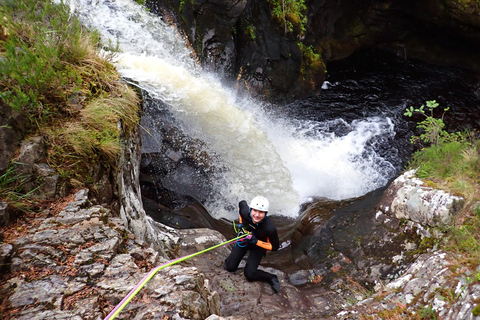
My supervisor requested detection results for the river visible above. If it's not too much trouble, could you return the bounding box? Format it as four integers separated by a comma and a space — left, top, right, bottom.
60, 0, 480, 240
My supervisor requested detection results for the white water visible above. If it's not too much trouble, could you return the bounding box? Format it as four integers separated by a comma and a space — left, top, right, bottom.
60, 0, 397, 219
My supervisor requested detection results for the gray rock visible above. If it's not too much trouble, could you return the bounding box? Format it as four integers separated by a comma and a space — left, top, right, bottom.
80, 262, 105, 277
64, 189, 89, 212
385, 169, 464, 227
8, 275, 85, 308
31, 229, 60, 244
0, 201, 10, 227
74, 250, 94, 266
0, 243, 13, 267
0, 100, 27, 173
15, 136, 46, 176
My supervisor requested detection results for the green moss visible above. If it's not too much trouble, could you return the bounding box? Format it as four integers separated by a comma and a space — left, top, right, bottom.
179, 0, 194, 14
423, 180, 439, 188
297, 43, 326, 79
473, 304, 480, 316
245, 25, 256, 41
350, 17, 368, 41
267, 0, 307, 35
417, 236, 438, 252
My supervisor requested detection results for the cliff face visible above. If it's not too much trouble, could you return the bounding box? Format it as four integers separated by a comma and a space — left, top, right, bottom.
146, 0, 480, 101
1, 165, 477, 320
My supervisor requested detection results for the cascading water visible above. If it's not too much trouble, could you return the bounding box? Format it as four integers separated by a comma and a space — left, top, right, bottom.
60, 0, 400, 219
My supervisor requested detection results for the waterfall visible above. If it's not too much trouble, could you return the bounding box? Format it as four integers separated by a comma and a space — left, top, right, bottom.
60, 0, 397, 219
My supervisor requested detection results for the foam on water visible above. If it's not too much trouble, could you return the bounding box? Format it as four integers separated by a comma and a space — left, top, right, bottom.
59, 0, 397, 218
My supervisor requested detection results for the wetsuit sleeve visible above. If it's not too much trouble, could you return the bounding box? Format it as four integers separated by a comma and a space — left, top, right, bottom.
256, 223, 279, 251
238, 200, 249, 225
256, 239, 273, 251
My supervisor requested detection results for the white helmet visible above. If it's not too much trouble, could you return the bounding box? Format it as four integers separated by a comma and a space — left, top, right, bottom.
249, 196, 269, 212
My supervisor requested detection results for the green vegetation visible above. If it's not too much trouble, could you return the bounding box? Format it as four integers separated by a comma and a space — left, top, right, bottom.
178, 0, 194, 13
267, 0, 307, 35
0, 163, 33, 212
418, 306, 437, 319
405, 100, 479, 203
265, 1, 325, 88
405, 100, 480, 271
245, 25, 256, 41
297, 43, 326, 79
473, 304, 480, 316
0, 0, 139, 208
445, 206, 480, 267
405, 100, 454, 145
454, 0, 480, 12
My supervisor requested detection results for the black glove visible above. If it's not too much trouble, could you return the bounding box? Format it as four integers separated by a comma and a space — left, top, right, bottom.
248, 233, 258, 245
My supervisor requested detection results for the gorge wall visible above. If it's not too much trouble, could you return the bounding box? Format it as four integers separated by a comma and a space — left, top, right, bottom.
146, 0, 480, 102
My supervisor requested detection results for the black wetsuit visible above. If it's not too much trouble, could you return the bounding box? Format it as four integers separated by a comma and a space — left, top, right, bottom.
224, 200, 280, 283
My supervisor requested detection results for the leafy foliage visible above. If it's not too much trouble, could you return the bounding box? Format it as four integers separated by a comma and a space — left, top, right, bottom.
404, 100, 451, 145
405, 101, 479, 202
267, 0, 307, 35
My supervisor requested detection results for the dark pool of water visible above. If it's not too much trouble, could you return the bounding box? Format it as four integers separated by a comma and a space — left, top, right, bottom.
279, 48, 480, 168
141, 48, 480, 273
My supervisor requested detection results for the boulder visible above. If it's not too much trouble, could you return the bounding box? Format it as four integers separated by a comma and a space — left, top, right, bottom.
378, 169, 464, 227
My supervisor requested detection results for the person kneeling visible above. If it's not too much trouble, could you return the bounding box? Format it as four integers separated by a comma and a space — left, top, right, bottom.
223, 196, 280, 293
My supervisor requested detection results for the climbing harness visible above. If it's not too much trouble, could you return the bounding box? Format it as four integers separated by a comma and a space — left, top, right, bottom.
233, 220, 247, 247
104, 232, 250, 320
234, 229, 249, 247
233, 221, 255, 247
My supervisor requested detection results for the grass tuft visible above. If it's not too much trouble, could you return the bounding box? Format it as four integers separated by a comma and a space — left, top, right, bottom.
0, 0, 140, 209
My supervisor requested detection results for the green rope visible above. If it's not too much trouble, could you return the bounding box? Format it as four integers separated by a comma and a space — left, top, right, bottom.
104, 232, 248, 320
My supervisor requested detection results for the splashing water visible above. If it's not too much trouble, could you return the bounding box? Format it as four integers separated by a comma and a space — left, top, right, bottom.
60, 0, 397, 218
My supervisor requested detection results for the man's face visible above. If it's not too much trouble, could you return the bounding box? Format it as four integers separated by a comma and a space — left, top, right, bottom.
251, 208, 266, 224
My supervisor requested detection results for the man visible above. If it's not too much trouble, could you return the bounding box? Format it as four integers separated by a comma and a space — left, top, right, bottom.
223, 196, 281, 293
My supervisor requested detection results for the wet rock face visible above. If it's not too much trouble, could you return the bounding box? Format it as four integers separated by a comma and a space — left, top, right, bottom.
0, 189, 220, 320
146, 0, 308, 101
146, 0, 247, 77
146, 0, 480, 100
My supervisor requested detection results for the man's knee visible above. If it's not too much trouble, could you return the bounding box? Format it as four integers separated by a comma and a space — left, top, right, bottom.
226, 264, 237, 272
224, 259, 238, 272
244, 266, 256, 281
